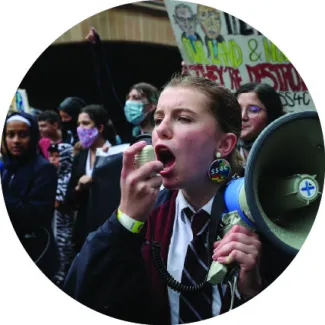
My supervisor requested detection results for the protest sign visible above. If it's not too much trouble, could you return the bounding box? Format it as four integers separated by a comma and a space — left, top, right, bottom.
164, 1, 314, 112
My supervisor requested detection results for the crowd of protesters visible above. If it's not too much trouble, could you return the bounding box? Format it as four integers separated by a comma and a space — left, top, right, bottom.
0, 27, 296, 325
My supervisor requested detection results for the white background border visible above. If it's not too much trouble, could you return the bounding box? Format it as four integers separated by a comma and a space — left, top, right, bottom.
0, 1, 323, 324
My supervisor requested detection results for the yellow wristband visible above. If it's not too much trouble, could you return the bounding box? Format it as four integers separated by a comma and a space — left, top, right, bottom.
117, 209, 145, 234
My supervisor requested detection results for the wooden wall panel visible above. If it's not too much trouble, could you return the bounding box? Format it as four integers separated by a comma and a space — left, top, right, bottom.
53, 4, 177, 46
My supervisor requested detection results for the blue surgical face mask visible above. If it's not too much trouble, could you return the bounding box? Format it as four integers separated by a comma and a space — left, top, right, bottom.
124, 100, 145, 125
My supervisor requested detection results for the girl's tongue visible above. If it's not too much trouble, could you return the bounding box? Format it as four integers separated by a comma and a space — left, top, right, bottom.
157, 147, 176, 170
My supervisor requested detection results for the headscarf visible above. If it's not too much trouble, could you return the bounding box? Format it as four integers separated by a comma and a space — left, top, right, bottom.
57, 97, 86, 131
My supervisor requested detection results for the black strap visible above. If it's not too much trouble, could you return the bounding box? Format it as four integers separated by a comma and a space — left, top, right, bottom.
209, 185, 227, 305
208, 185, 227, 252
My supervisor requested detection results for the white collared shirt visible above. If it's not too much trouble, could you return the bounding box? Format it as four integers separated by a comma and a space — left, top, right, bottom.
167, 191, 223, 325
85, 140, 111, 176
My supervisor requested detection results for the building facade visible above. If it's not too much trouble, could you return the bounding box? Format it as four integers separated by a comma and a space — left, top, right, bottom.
54, 1, 177, 46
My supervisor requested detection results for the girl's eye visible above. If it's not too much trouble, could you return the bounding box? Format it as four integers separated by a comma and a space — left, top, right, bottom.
178, 116, 191, 123
154, 118, 163, 126
248, 105, 261, 113
19, 132, 28, 138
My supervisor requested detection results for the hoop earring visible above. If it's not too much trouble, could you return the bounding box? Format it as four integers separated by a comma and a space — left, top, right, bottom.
208, 152, 231, 183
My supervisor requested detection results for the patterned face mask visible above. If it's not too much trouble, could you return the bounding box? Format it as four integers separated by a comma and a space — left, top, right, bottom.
77, 126, 99, 148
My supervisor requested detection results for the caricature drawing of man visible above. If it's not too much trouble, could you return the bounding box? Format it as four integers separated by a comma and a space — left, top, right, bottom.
174, 3, 208, 63
197, 5, 225, 60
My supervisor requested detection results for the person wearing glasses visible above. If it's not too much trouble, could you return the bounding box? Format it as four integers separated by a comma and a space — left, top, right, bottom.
235, 82, 285, 163
235, 82, 292, 286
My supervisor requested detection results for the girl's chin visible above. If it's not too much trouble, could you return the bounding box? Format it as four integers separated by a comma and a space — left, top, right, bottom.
161, 178, 181, 191
240, 131, 253, 141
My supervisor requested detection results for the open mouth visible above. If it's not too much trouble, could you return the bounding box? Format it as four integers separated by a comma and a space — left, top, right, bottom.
155, 145, 176, 173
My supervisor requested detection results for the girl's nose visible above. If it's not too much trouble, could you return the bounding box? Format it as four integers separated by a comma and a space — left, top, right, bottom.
155, 118, 172, 139
241, 108, 249, 120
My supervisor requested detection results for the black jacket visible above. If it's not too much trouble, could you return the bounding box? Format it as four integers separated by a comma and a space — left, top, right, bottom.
1, 111, 58, 278
86, 152, 123, 234
64, 190, 241, 324
64, 186, 294, 324
63, 194, 161, 324
65, 149, 90, 253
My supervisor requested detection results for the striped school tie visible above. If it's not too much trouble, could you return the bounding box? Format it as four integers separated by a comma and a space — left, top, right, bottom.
178, 208, 213, 324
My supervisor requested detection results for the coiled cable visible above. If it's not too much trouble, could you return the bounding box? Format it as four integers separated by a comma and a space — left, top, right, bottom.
151, 241, 212, 293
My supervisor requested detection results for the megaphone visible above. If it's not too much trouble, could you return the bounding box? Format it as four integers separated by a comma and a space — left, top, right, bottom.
207, 110, 325, 284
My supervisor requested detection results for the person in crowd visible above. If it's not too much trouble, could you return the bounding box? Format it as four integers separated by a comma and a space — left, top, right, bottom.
88, 133, 151, 244
37, 110, 62, 159
65, 104, 117, 253
48, 142, 75, 287
235, 82, 293, 284
235, 82, 284, 163
124, 82, 159, 137
83, 28, 159, 236
85, 27, 159, 142
57, 96, 86, 145
63, 75, 276, 324
1, 111, 58, 279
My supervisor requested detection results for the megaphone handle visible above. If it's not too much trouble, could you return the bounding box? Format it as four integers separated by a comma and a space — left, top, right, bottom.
207, 211, 255, 285
207, 260, 229, 285
208, 259, 241, 283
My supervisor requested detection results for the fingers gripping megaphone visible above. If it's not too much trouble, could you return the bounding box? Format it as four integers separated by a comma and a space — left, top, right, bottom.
207, 110, 325, 285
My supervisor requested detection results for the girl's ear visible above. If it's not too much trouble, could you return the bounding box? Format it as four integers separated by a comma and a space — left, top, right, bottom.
98, 124, 104, 134
216, 132, 237, 157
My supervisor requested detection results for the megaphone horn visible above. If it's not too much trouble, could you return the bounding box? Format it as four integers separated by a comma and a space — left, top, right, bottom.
207, 110, 325, 285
